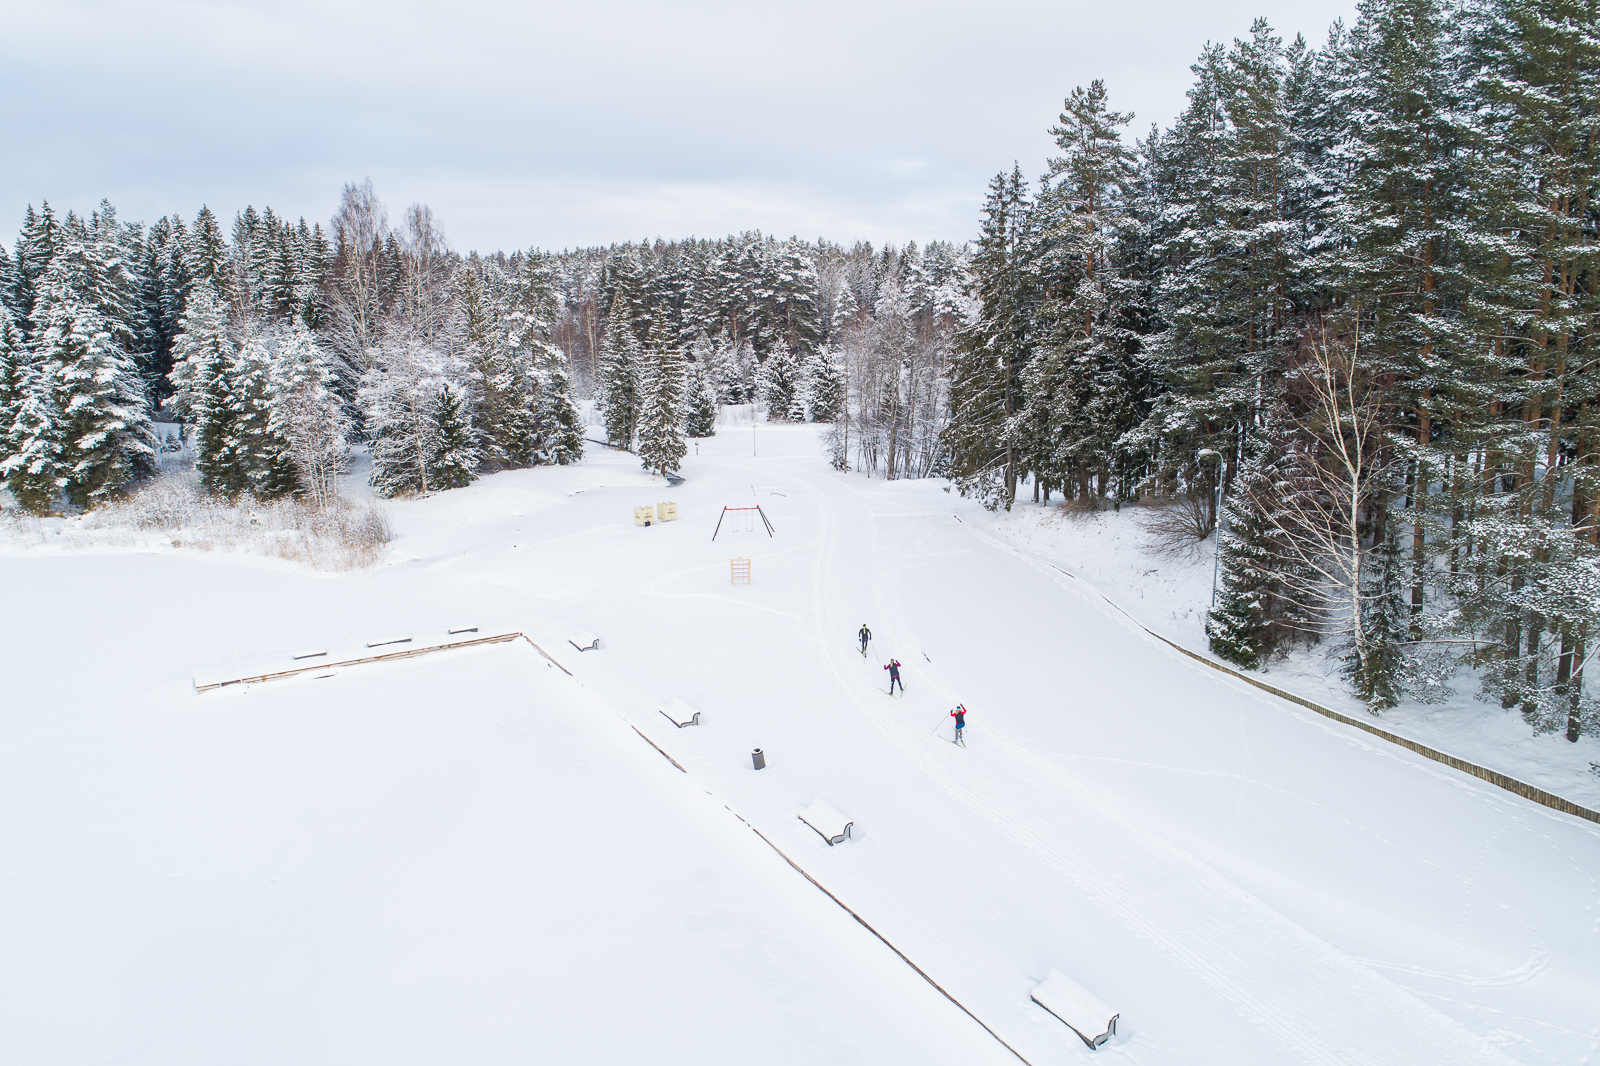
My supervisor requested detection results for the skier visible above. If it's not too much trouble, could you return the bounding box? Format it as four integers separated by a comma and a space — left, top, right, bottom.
858, 624, 872, 656
884, 658, 903, 696
950, 704, 967, 746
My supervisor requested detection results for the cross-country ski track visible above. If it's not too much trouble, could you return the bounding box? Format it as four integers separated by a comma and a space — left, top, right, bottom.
2, 423, 1596, 1065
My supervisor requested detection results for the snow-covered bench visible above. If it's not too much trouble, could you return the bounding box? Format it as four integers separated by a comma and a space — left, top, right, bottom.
568, 631, 600, 652
798, 799, 853, 845
1031, 969, 1118, 1049
658, 697, 702, 728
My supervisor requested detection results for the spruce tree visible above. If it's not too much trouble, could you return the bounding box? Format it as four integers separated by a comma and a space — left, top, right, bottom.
0, 241, 18, 326
169, 283, 242, 495
805, 345, 843, 423
12, 202, 61, 339
637, 347, 687, 477
231, 333, 299, 498
509, 250, 585, 465
596, 300, 642, 447
268, 324, 350, 508
757, 347, 806, 421
1139, 28, 1302, 502
361, 330, 467, 497
186, 206, 229, 297
2, 360, 60, 513
685, 355, 718, 437
26, 219, 156, 507
0, 306, 34, 502
1350, 533, 1408, 708
427, 383, 479, 489
1205, 398, 1316, 665
946, 167, 1036, 509
457, 260, 540, 467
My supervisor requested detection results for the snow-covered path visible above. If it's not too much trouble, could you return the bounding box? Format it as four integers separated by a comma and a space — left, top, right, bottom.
3, 425, 1597, 1064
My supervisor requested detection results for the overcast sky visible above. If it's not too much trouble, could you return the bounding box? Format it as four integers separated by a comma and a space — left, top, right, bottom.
1, 0, 1356, 254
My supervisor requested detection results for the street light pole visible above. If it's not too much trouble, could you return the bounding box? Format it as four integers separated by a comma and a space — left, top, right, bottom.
1197, 448, 1224, 608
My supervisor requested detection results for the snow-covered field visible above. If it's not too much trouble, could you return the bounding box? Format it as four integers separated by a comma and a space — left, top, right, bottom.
3, 422, 1597, 1065
988, 502, 1600, 810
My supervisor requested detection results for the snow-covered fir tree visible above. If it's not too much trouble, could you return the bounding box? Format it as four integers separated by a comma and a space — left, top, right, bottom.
456, 260, 540, 468
267, 324, 349, 509
21, 216, 156, 509
636, 345, 687, 478
169, 282, 244, 495
229, 332, 300, 498
757, 346, 806, 422
426, 383, 479, 490
596, 300, 642, 448
508, 250, 585, 465
361, 328, 471, 497
684, 352, 718, 438
805, 345, 844, 423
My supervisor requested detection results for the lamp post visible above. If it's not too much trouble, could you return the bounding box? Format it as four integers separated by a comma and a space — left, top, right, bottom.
1197, 448, 1224, 608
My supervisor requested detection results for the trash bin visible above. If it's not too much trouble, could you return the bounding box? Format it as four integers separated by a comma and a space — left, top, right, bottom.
752, 748, 766, 770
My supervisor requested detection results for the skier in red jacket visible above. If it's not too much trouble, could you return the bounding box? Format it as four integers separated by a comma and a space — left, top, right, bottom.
884, 658, 903, 695
950, 704, 967, 746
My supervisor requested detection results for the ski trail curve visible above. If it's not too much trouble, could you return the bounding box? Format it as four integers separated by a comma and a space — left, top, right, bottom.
788, 465, 1515, 1066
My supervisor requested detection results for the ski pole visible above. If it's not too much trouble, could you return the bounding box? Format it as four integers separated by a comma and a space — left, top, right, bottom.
930, 713, 948, 735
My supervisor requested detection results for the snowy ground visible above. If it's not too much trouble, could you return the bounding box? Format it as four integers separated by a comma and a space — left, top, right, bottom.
987, 501, 1600, 810
3, 419, 1598, 1064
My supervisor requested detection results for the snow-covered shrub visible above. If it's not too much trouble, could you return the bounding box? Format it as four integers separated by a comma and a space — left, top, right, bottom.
45, 474, 395, 570
1137, 495, 1213, 559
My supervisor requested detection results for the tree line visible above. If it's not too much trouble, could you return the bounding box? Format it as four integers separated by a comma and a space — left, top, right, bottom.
548, 233, 972, 479
0, 182, 589, 511
946, 0, 1599, 737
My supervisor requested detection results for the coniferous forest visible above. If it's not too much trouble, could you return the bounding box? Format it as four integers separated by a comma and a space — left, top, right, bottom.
1, 0, 1597, 736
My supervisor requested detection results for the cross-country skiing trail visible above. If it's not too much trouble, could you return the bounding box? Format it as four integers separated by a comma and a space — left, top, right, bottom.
785, 460, 1516, 1066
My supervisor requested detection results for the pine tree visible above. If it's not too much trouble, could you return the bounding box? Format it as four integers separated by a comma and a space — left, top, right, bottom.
1462, 0, 1600, 721
1022, 80, 1142, 503
1333, 0, 1478, 635
637, 346, 687, 477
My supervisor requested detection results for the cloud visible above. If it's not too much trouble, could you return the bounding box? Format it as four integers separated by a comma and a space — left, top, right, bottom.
0, 0, 1354, 251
